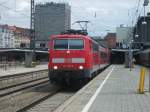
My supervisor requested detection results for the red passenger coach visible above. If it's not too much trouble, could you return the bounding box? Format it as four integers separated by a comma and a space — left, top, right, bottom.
48, 30, 110, 84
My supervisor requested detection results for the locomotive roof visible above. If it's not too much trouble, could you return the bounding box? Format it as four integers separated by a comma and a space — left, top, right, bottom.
51, 34, 106, 49
51, 34, 92, 40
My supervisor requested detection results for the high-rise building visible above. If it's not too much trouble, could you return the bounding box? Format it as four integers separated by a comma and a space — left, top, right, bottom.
116, 25, 133, 48
35, 2, 71, 49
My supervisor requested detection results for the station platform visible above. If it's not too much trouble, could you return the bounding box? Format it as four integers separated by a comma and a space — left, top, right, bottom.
54, 65, 150, 112
0, 64, 48, 77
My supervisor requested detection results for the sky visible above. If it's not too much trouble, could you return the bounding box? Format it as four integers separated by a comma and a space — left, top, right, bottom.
0, 0, 149, 36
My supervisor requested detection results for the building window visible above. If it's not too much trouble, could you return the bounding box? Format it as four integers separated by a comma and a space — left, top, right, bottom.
20, 43, 26, 48
40, 43, 46, 48
2, 29, 4, 33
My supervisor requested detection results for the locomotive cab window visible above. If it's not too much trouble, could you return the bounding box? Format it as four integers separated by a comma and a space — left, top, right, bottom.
92, 42, 99, 52
54, 39, 68, 49
69, 39, 84, 49
54, 39, 84, 50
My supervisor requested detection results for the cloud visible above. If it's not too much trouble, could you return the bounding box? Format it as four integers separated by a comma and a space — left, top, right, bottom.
1, 0, 146, 36
15, 0, 30, 11
86, 7, 99, 12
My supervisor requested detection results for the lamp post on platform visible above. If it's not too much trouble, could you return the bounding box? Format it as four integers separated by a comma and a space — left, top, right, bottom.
143, 0, 150, 92
129, 40, 133, 71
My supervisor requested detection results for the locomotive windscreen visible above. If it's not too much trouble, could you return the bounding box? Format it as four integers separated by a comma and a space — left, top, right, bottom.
54, 39, 84, 50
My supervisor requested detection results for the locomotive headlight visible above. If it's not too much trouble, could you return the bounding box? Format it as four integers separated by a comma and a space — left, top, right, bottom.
79, 66, 84, 70
53, 66, 58, 70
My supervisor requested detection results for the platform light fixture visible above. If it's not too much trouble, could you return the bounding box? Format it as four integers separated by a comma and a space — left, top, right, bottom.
135, 34, 139, 38
143, 0, 149, 24
143, 0, 149, 6
142, 21, 147, 25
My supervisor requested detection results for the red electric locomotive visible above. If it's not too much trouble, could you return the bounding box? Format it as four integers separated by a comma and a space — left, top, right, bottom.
48, 30, 110, 84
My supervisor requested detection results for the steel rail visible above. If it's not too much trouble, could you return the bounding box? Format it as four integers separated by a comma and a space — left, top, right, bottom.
17, 89, 60, 112
0, 78, 49, 97
0, 69, 48, 89
0, 69, 48, 79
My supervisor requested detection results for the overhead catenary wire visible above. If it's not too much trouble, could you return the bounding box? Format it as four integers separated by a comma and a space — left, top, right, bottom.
131, 0, 147, 27
71, 4, 114, 36
135, 0, 141, 19
138, 6, 144, 17
0, 0, 10, 5
132, 0, 142, 26
133, 0, 149, 37
0, 1, 29, 18
135, 0, 149, 21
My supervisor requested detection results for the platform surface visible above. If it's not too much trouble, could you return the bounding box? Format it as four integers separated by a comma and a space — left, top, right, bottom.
54, 65, 150, 112
0, 64, 48, 77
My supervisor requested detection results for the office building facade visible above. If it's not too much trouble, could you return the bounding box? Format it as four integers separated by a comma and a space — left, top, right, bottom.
116, 25, 133, 48
34, 2, 71, 49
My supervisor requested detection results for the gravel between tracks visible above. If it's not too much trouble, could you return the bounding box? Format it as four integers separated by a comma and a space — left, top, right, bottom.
0, 82, 59, 112
26, 91, 75, 112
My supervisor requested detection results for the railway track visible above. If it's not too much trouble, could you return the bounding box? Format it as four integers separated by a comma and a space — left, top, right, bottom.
0, 70, 54, 112
0, 66, 109, 112
0, 79, 75, 112
17, 85, 61, 112
0, 69, 48, 89
0, 70, 75, 112
0, 70, 49, 97
26, 91, 75, 112
18, 66, 109, 112
0, 81, 60, 112
0, 77, 49, 97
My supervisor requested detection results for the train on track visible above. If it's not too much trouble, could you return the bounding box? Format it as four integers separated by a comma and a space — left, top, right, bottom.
48, 30, 110, 84
135, 49, 150, 67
